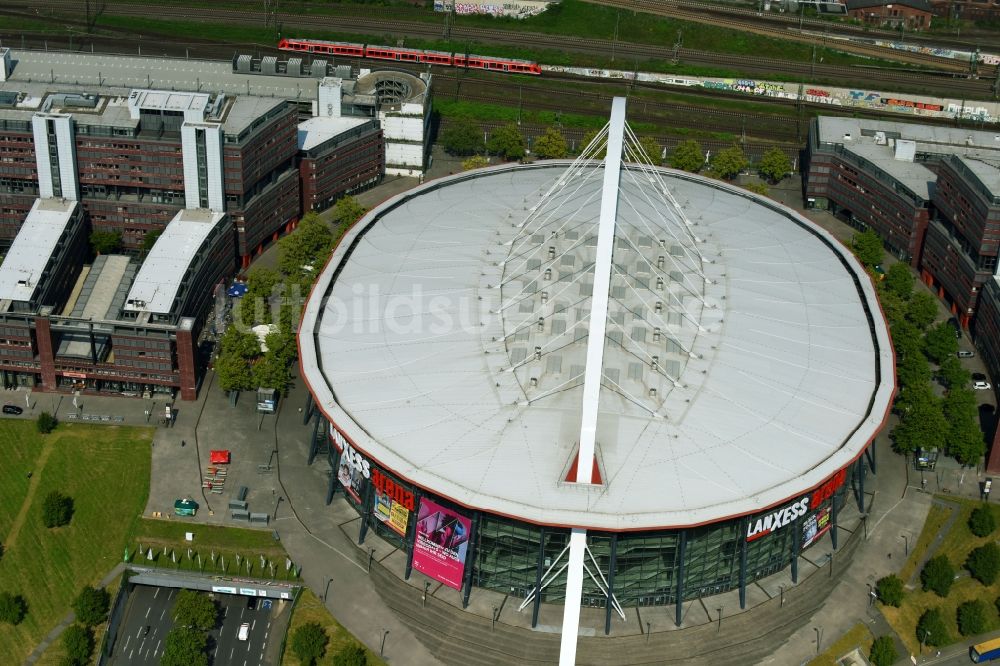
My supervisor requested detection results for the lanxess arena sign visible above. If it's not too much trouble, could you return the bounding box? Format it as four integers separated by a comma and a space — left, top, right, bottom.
746, 469, 846, 542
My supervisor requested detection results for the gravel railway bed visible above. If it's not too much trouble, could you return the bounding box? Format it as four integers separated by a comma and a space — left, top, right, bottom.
10, 0, 996, 99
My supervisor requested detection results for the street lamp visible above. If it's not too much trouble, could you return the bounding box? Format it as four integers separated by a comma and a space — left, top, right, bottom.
368, 547, 375, 573
423, 581, 430, 607
918, 628, 929, 654
779, 584, 784, 607
380, 629, 390, 657
900, 534, 908, 557
323, 577, 333, 602
866, 583, 875, 608
716, 607, 723, 633
646, 621, 651, 643
492, 606, 498, 632
814, 626, 823, 654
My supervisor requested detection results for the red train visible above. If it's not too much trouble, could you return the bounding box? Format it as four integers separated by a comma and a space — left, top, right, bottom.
277, 38, 542, 75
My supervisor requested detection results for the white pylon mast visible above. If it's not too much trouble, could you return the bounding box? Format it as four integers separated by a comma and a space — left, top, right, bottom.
559, 96, 627, 666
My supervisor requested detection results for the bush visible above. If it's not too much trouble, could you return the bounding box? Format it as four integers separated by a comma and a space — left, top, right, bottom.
36, 411, 57, 434
875, 574, 904, 607
291, 621, 329, 666
171, 589, 218, 631
333, 643, 368, 666
967, 542, 1000, 585
869, 635, 897, 666
62, 623, 94, 666
916, 607, 949, 647
0, 591, 27, 625
920, 555, 955, 597
42, 491, 74, 528
72, 585, 111, 626
957, 599, 990, 636
969, 505, 997, 537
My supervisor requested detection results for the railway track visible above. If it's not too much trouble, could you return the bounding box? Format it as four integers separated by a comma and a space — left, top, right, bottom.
583, 0, 990, 73
10, 0, 996, 100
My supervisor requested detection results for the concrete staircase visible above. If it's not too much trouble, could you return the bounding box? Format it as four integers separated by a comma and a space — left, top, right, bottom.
369, 531, 861, 666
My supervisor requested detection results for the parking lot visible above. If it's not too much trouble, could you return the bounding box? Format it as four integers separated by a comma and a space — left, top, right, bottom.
109, 584, 289, 666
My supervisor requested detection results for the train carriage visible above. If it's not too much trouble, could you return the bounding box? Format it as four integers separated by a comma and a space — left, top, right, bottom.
277, 39, 541, 75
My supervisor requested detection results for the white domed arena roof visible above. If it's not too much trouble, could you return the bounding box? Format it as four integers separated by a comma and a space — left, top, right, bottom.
299, 125, 893, 532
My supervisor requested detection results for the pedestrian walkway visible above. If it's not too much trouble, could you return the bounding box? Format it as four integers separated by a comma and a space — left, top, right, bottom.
23, 563, 126, 665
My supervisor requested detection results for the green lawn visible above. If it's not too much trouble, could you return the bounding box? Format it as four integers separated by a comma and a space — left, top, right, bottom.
127, 518, 300, 581
882, 497, 1000, 654
0, 421, 152, 665
807, 623, 874, 666
282, 588, 384, 666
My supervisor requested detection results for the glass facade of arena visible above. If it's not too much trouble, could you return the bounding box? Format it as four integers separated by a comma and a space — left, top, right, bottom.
314, 414, 867, 619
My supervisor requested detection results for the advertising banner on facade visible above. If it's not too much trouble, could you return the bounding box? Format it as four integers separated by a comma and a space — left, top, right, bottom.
411, 498, 471, 590
801, 505, 832, 549
372, 469, 412, 536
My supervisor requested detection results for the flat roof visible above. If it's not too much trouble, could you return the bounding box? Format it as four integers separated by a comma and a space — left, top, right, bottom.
297, 115, 370, 151
71, 254, 135, 320
958, 156, 1000, 197
299, 163, 894, 530
816, 116, 1000, 160
844, 141, 934, 199
125, 208, 226, 315
3, 50, 322, 103
0, 198, 78, 302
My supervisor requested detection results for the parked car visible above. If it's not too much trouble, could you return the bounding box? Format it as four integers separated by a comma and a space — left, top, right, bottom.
948, 317, 962, 339
973, 373, 987, 382
958, 350, 975, 358
246, 596, 256, 610
2, 404, 23, 415
238, 623, 250, 641
974, 381, 992, 391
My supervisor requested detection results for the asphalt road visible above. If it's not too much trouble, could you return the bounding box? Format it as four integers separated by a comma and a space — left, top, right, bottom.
109, 585, 280, 666
211, 596, 275, 666
110, 585, 176, 665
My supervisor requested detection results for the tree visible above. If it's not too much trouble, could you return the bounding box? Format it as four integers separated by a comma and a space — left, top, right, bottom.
171, 589, 218, 631
895, 352, 932, 390
906, 292, 939, 330
291, 621, 329, 666
36, 411, 57, 434
944, 388, 985, 465
333, 643, 369, 666
969, 505, 996, 538
920, 556, 955, 597
141, 229, 163, 253
878, 286, 907, 328
957, 599, 990, 636
532, 128, 568, 159
966, 542, 1000, 585
161, 627, 208, 666
487, 123, 525, 161
869, 635, 897, 666
883, 263, 914, 301
892, 386, 948, 455
937, 355, 971, 390
253, 350, 291, 391
890, 319, 923, 363
916, 608, 949, 647
331, 196, 367, 229
461, 155, 489, 171
924, 322, 959, 363
875, 574, 904, 607
278, 213, 334, 279
220, 326, 260, 360
72, 585, 110, 626
89, 230, 122, 255
42, 491, 74, 528
0, 592, 26, 625
634, 136, 662, 165
710, 145, 749, 180
215, 350, 254, 393
579, 129, 607, 159
62, 624, 94, 666
757, 147, 791, 183
441, 116, 484, 156
851, 229, 883, 268
669, 139, 703, 172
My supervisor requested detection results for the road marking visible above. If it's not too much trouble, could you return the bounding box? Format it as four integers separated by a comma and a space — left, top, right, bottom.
230, 648, 235, 660
160, 608, 166, 620
145, 607, 151, 618
123, 636, 130, 651
155, 640, 161, 655
129, 649, 134, 660
224, 606, 229, 617
251, 620, 256, 631
215, 645, 220, 657
153, 588, 160, 598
